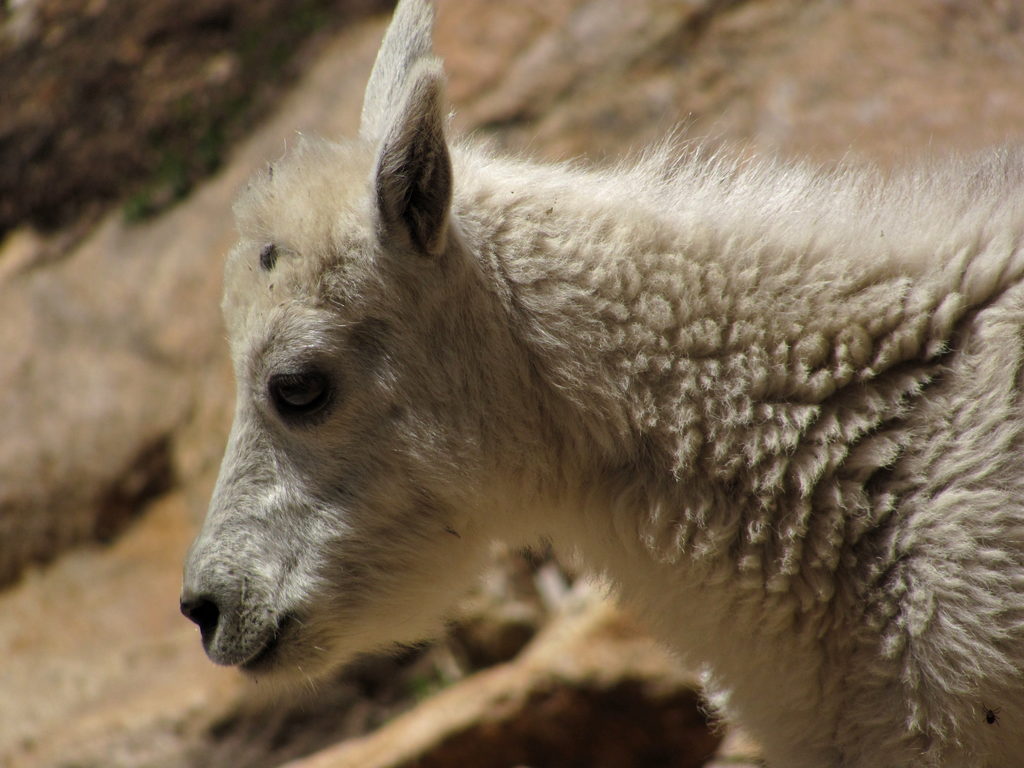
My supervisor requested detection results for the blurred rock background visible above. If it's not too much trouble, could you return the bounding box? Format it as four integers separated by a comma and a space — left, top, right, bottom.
2, 0, 1022, 766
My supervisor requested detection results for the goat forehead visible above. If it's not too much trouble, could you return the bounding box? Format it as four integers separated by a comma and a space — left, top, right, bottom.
226, 140, 375, 287
222, 140, 379, 337
233, 137, 375, 242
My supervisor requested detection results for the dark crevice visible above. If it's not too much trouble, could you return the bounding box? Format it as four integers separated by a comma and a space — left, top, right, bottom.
94, 434, 177, 542
398, 680, 719, 768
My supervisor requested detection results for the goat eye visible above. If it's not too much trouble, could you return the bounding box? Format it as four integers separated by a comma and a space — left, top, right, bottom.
268, 371, 331, 419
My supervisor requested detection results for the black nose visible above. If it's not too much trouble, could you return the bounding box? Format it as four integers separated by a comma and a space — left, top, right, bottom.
180, 594, 220, 646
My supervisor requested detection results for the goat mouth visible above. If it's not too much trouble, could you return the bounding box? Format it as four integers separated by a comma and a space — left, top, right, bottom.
240, 614, 293, 673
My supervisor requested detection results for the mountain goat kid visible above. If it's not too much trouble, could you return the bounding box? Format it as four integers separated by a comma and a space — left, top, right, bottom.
181, 1, 1024, 765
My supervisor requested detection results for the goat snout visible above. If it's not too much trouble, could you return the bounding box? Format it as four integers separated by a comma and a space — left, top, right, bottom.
179, 572, 281, 668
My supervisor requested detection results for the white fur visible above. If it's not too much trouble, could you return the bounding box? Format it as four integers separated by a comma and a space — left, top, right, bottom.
183, 2, 1024, 765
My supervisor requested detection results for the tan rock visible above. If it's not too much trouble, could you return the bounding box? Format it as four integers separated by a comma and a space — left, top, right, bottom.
436, 0, 1024, 164
0, 492, 242, 768
282, 587, 719, 768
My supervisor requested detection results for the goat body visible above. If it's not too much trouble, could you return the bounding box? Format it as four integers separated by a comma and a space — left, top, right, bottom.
182, 2, 1024, 765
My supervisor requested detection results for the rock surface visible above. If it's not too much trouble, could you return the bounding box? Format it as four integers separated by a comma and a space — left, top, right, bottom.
3, 0, 1023, 766
0, 492, 241, 768
438, 0, 1024, 164
0, 0, 392, 235
281, 588, 722, 768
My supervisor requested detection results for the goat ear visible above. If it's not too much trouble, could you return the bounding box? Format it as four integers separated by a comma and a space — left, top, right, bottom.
360, 0, 435, 142
373, 59, 452, 257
